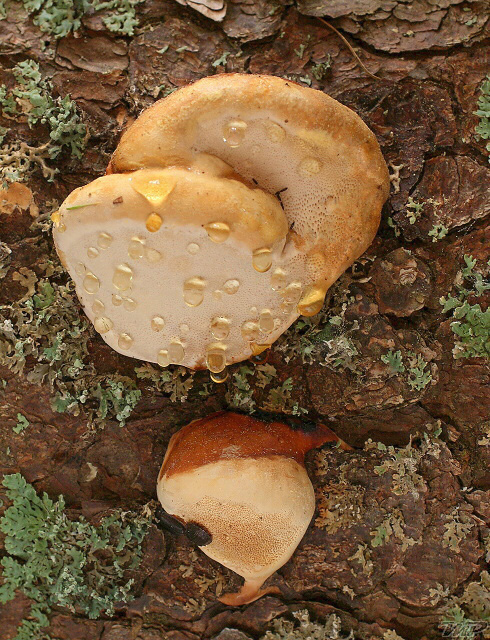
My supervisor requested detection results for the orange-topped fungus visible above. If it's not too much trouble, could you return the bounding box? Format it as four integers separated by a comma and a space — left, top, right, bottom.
52, 74, 389, 377
156, 411, 348, 606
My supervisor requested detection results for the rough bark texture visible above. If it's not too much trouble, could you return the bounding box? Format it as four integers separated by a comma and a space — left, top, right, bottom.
0, 1, 489, 639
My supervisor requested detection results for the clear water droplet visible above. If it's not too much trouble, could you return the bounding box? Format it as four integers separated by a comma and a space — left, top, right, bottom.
183, 277, 205, 307
299, 157, 321, 177
259, 309, 274, 333
87, 247, 99, 259
157, 349, 170, 367
94, 316, 113, 334
223, 120, 247, 147
211, 316, 230, 340
75, 262, 86, 276
204, 222, 230, 243
168, 341, 185, 364
146, 213, 163, 233
265, 121, 286, 143
58, 222, 66, 233
151, 316, 165, 332
187, 242, 200, 255
123, 297, 137, 311
271, 268, 287, 291
297, 285, 326, 316
213, 290, 223, 300
210, 369, 228, 383
128, 236, 145, 260
92, 299, 105, 315
113, 264, 133, 291
206, 343, 227, 373
98, 232, 113, 249
282, 281, 302, 303
118, 333, 133, 350
83, 272, 100, 294
252, 247, 272, 273
146, 248, 161, 263
241, 321, 260, 342
223, 279, 239, 295
112, 294, 123, 306
180, 323, 189, 333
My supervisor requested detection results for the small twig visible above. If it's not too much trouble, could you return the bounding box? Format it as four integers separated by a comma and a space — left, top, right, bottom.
317, 17, 381, 81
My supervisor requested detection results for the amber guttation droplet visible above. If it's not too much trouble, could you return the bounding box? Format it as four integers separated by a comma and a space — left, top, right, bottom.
128, 236, 145, 260
183, 277, 205, 307
187, 243, 200, 255
97, 232, 113, 249
259, 309, 274, 333
210, 369, 228, 383
157, 349, 170, 367
206, 343, 227, 373
146, 248, 162, 263
223, 120, 247, 147
168, 341, 185, 364
87, 247, 99, 259
223, 279, 239, 295
241, 321, 260, 342
51, 210, 62, 228
112, 294, 123, 306
151, 316, 165, 332
297, 284, 327, 317
265, 121, 286, 143
113, 264, 133, 291
282, 281, 302, 303
118, 333, 133, 350
92, 299, 105, 315
299, 157, 322, 177
211, 316, 230, 340
271, 268, 287, 291
123, 297, 137, 311
83, 272, 100, 294
252, 247, 272, 273
251, 342, 270, 357
132, 172, 175, 206
94, 316, 113, 334
204, 222, 230, 243
146, 213, 163, 233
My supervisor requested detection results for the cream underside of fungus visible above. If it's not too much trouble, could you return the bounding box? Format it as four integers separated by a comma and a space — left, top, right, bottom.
157, 456, 315, 604
53, 74, 389, 373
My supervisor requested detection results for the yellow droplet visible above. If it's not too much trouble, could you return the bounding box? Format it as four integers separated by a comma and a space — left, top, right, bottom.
113, 264, 133, 291
241, 321, 260, 342
146, 248, 162, 263
128, 236, 145, 260
157, 349, 170, 367
223, 120, 247, 147
265, 121, 286, 143
132, 171, 175, 206
112, 294, 123, 306
123, 297, 137, 311
151, 316, 165, 332
211, 316, 230, 340
169, 341, 185, 364
118, 333, 133, 350
51, 210, 61, 227
223, 279, 239, 295
83, 272, 100, 294
259, 309, 274, 333
252, 247, 272, 273
204, 222, 230, 243
271, 268, 287, 291
58, 223, 66, 233
183, 277, 205, 307
94, 316, 113, 334
97, 232, 113, 249
75, 262, 86, 276
187, 243, 200, 255
299, 157, 322, 177
92, 299, 105, 315
87, 247, 99, 259
146, 213, 163, 233
210, 369, 228, 383
251, 342, 270, 357
282, 281, 302, 303
297, 285, 327, 316
206, 343, 227, 373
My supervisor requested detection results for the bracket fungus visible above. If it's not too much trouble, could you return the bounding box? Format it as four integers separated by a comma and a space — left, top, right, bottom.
52, 74, 389, 377
157, 411, 350, 606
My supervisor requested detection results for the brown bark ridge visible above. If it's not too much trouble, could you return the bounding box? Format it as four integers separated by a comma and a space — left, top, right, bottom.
0, 1, 489, 639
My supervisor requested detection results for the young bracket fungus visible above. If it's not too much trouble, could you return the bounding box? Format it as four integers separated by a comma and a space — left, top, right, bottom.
52, 74, 389, 378
157, 411, 350, 606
